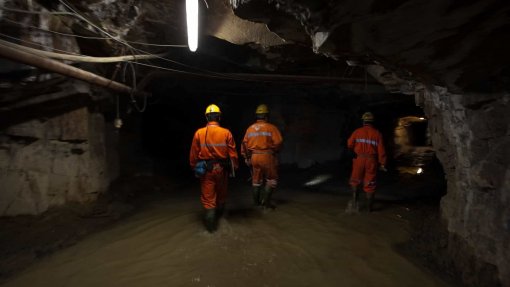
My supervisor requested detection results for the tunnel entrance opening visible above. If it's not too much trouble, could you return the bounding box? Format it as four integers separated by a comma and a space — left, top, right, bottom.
395, 116, 430, 147
391, 115, 445, 197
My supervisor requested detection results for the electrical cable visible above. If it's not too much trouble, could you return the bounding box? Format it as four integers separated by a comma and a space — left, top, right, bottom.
1, 31, 353, 85
124, 60, 263, 82
0, 39, 158, 63
0, 5, 75, 16
57, 0, 248, 81
123, 47, 147, 112
0, 32, 161, 62
2, 3, 254, 81
0, 17, 279, 83
0, 31, 82, 55
0, 31, 241, 81
108, 61, 123, 126
2, 17, 187, 46
2, 18, 111, 40
122, 61, 143, 112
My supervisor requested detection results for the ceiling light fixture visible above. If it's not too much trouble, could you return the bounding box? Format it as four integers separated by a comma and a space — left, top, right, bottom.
186, 0, 199, 52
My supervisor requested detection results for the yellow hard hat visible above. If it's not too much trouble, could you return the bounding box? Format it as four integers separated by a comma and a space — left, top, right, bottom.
255, 104, 269, 114
361, 112, 374, 121
205, 104, 221, 115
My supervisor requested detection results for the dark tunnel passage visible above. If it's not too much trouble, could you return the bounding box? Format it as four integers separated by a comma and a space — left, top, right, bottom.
136, 77, 434, 182
0, 0, 509, 286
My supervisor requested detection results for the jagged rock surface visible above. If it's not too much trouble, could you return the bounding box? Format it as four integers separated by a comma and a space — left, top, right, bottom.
0, 80, 118, 216
420, 87, 510, 285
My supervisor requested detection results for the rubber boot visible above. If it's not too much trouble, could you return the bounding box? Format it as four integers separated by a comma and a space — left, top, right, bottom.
203, 208, 217, 233
252, 186, 261, 206
261, 186, 274, 209
351, 185, 360, 212
366, 193, 375, 213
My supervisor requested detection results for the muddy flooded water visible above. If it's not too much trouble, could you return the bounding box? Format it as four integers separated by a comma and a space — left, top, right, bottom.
2, 185, 451, 287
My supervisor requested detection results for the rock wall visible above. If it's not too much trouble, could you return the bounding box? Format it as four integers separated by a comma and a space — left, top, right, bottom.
0, 80, 119, 216
419, 87, 510, 285
0, 0, 119, 216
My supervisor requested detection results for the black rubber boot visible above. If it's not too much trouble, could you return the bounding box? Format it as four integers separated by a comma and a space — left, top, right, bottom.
252, 186, 262, 206
203, 208, 217, 233
261, 186, 274, 209
351, 186, 360, 212
366, 193, 375, 213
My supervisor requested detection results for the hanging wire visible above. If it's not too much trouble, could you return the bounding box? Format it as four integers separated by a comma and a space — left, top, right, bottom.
56, 0, 249, 81
110, 59, 123, 128
1, 3, 258, 81
2, 17, 187, 46
2, 18, 111, 39
122, 60, 147, 112
0, 31, 335, 85
0, 31, 258, 82
0, 5, 75, 16
0, 31, 83, 55
128, 46, 147, 112
57, 1, 188, 66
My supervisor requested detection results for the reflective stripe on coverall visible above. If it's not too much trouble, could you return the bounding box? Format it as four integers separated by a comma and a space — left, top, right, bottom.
347, 124, 386, 193
241, 120, 283, 188
190, 121, 239, 209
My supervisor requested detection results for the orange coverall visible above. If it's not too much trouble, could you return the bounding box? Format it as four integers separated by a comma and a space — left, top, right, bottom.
347, 124, 386, 193
241, 119, 283, 188
190, 121, 239, 209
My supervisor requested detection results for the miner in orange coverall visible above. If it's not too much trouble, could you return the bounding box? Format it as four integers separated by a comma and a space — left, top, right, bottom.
241, 104, 283, 209
347, 112, 387, 212
189, 104, 238, 232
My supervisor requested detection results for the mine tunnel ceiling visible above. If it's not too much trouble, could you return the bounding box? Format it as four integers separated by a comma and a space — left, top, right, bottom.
0, 0, 509, 95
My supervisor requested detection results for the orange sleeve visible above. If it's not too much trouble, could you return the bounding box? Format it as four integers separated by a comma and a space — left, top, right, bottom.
378, 132, 387, 166
272, 125, 283, 152
189, 130, 201, 168
226, 130, 239, 169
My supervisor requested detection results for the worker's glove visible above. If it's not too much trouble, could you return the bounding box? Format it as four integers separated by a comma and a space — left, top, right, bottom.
244, 158, 251, 166
379, 165, 387, 172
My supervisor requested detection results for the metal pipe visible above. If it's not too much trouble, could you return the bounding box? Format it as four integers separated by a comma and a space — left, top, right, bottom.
0, 42, 149, 97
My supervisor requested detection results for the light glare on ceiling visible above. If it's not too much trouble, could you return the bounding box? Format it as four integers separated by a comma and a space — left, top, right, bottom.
186, 0, 198, 52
